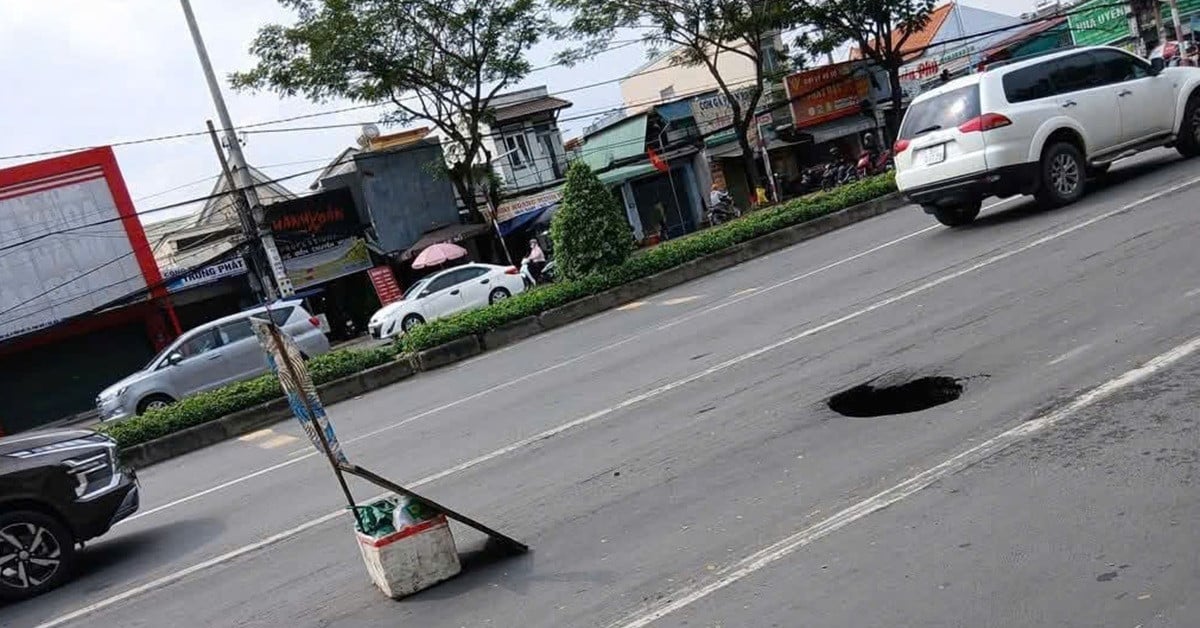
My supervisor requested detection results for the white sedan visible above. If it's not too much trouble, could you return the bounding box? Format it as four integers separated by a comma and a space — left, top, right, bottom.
368, 263, 527, 339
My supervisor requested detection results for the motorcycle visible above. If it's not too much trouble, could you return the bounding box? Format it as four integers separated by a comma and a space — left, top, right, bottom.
520, 260, 538, 288
857, 148, 894, 178
708, 195, 742, 225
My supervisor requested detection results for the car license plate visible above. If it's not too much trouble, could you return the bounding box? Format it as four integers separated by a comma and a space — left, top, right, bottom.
920, 144, 946, 166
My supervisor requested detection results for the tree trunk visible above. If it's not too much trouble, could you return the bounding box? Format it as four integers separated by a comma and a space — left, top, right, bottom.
887, 68, 904, 143
735, 124, 762, 206
449, 169, 481, 223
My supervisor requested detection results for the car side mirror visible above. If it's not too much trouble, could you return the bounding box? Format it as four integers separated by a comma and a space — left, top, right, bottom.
1150, 57, 1166, 75
418, 291, 430, 299
167, 352, 184, 366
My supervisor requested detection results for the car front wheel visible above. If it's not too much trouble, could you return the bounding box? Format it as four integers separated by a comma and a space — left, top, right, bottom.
0, 510, 76, 601
401, 314, 425, 333
137, 394, 174, 415
1177, 96, 1200, 158
932, 201, 981, 227
1035, 142, 1086, 207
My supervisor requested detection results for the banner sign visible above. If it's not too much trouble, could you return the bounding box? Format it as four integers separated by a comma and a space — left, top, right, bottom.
265, 188, 363, 240
1069, 0, 1133, 47
164, 256, 247, 293
785, 62, 871, 129
277, 236, 372, 291
493, 188, 562, 223
251, 318, 346, 463
367, 266, 404, 305
690, 87, 761, 145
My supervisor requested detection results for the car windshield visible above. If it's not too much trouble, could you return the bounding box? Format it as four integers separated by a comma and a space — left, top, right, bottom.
144, 337, 183, 370
899, 85, 981, 140
403, 278, 430, 300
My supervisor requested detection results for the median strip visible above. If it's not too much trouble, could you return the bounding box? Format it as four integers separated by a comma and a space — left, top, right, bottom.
101, 176, 904, 467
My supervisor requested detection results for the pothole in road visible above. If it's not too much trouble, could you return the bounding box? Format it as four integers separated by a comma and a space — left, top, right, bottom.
828, 375, 964, 417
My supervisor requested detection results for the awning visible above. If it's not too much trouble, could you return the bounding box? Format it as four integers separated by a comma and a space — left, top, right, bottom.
597, 163, 658, 187
706, 136, 806, 159
498, 203, 559, 236
582, 114, 648, 171
802, 115, 876, 145
397, 223, 490, 261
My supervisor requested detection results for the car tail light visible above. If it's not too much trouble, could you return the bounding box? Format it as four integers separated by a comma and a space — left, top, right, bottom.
309, 316, 321, 328
958, 113, 1012, 133
505, 267, 520, 275
893, 139, 911, 153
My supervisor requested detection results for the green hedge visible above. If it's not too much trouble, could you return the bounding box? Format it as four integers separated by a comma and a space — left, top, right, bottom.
401, 174, 897, 353
99, 346, 397, 448
100, 174, 895, 451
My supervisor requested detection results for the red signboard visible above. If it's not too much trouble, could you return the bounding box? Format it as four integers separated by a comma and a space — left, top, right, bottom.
785, 62, 871, 129
368, 266, 403, 305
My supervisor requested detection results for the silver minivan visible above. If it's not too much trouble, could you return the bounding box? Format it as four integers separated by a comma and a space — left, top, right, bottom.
96, 301, 330, 421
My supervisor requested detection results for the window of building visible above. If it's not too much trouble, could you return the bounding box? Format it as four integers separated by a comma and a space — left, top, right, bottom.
504, 134, 532, 170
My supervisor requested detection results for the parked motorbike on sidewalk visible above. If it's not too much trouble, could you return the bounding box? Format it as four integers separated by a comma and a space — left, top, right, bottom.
857, 148, 894, 178
708, 197, 742, 225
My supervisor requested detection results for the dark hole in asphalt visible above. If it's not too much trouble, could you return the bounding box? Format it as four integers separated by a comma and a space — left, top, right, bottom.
828, 376, 963, 417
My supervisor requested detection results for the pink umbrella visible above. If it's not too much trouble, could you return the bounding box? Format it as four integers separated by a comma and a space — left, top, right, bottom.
412, 242, 468, 269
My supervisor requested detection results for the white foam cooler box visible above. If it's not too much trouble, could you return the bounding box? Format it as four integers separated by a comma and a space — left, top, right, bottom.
355, 497, 462, 598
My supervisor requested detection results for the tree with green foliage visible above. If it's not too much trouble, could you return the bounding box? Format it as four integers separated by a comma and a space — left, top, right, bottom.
555, 0, 793, 195
794, 0, 937, 137
550, 162, 633, 280
231, 0, 550, 222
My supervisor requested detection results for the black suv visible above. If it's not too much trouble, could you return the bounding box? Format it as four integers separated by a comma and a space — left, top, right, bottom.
0, 429, 138, 600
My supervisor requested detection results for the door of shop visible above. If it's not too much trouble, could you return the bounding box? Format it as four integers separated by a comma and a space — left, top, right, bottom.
631, 171, 696, 239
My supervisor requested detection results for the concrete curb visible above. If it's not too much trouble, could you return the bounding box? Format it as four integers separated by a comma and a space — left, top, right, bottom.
415, 335, 482, 371
119, 192, 906, 468
121, 358, 416, 468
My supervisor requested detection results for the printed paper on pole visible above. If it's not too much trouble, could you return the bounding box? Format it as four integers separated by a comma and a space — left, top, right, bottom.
251, 317, 347, 463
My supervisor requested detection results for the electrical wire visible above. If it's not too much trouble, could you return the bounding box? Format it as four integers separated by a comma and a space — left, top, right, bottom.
0, 8, 1128, 333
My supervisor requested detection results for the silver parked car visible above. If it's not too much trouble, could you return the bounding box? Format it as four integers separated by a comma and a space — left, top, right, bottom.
96, 301, 330, 421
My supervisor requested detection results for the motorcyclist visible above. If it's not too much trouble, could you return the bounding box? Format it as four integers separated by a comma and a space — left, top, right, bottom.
522, 238, 546, 283
710, 183, 732, 208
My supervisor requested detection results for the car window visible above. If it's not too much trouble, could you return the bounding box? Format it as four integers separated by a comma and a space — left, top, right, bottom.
267, 307, 294, 326
425, 269, 474, 294
899, 85, 980, 140
404, 278, 430, 299
1003, 63, 1055, 103
460, 266, 489, 280
218, 318, 255, 344
175, 329, 220, 360
1093, 49, 1149, 84
1050, 53, 1101, 95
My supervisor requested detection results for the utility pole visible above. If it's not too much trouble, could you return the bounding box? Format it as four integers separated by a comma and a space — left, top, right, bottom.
180, 0, 293, 299
206, 120, 269, 303
1167, 0, 1184, 46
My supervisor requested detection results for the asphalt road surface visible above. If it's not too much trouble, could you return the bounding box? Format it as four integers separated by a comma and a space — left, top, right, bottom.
5, 149, 1200, 628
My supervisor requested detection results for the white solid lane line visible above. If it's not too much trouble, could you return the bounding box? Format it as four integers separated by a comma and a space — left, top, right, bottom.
610, 332, 1200, 628
41, 181, 1200, 627
122, 205, 942, 524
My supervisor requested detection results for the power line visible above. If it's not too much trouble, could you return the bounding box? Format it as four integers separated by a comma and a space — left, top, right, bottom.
0, 11, 1059, 256
0, 38, 651, 162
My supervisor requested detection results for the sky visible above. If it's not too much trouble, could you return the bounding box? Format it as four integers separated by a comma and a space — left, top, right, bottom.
0, 0, 1040, 225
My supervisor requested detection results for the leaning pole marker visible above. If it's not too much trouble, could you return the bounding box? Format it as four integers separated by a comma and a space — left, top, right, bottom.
251, 317, 527, 598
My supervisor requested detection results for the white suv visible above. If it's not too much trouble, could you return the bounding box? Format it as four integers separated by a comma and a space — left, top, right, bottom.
895, 46, 1200, 226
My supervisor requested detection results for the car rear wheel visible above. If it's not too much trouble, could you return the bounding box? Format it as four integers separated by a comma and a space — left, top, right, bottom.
0, 510, 76, 601
932, 201, 981, 227
401, 314, 425, 333
1035, 142, 1086, 207
489, 288, 511, 305
137, 394, 174, 415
